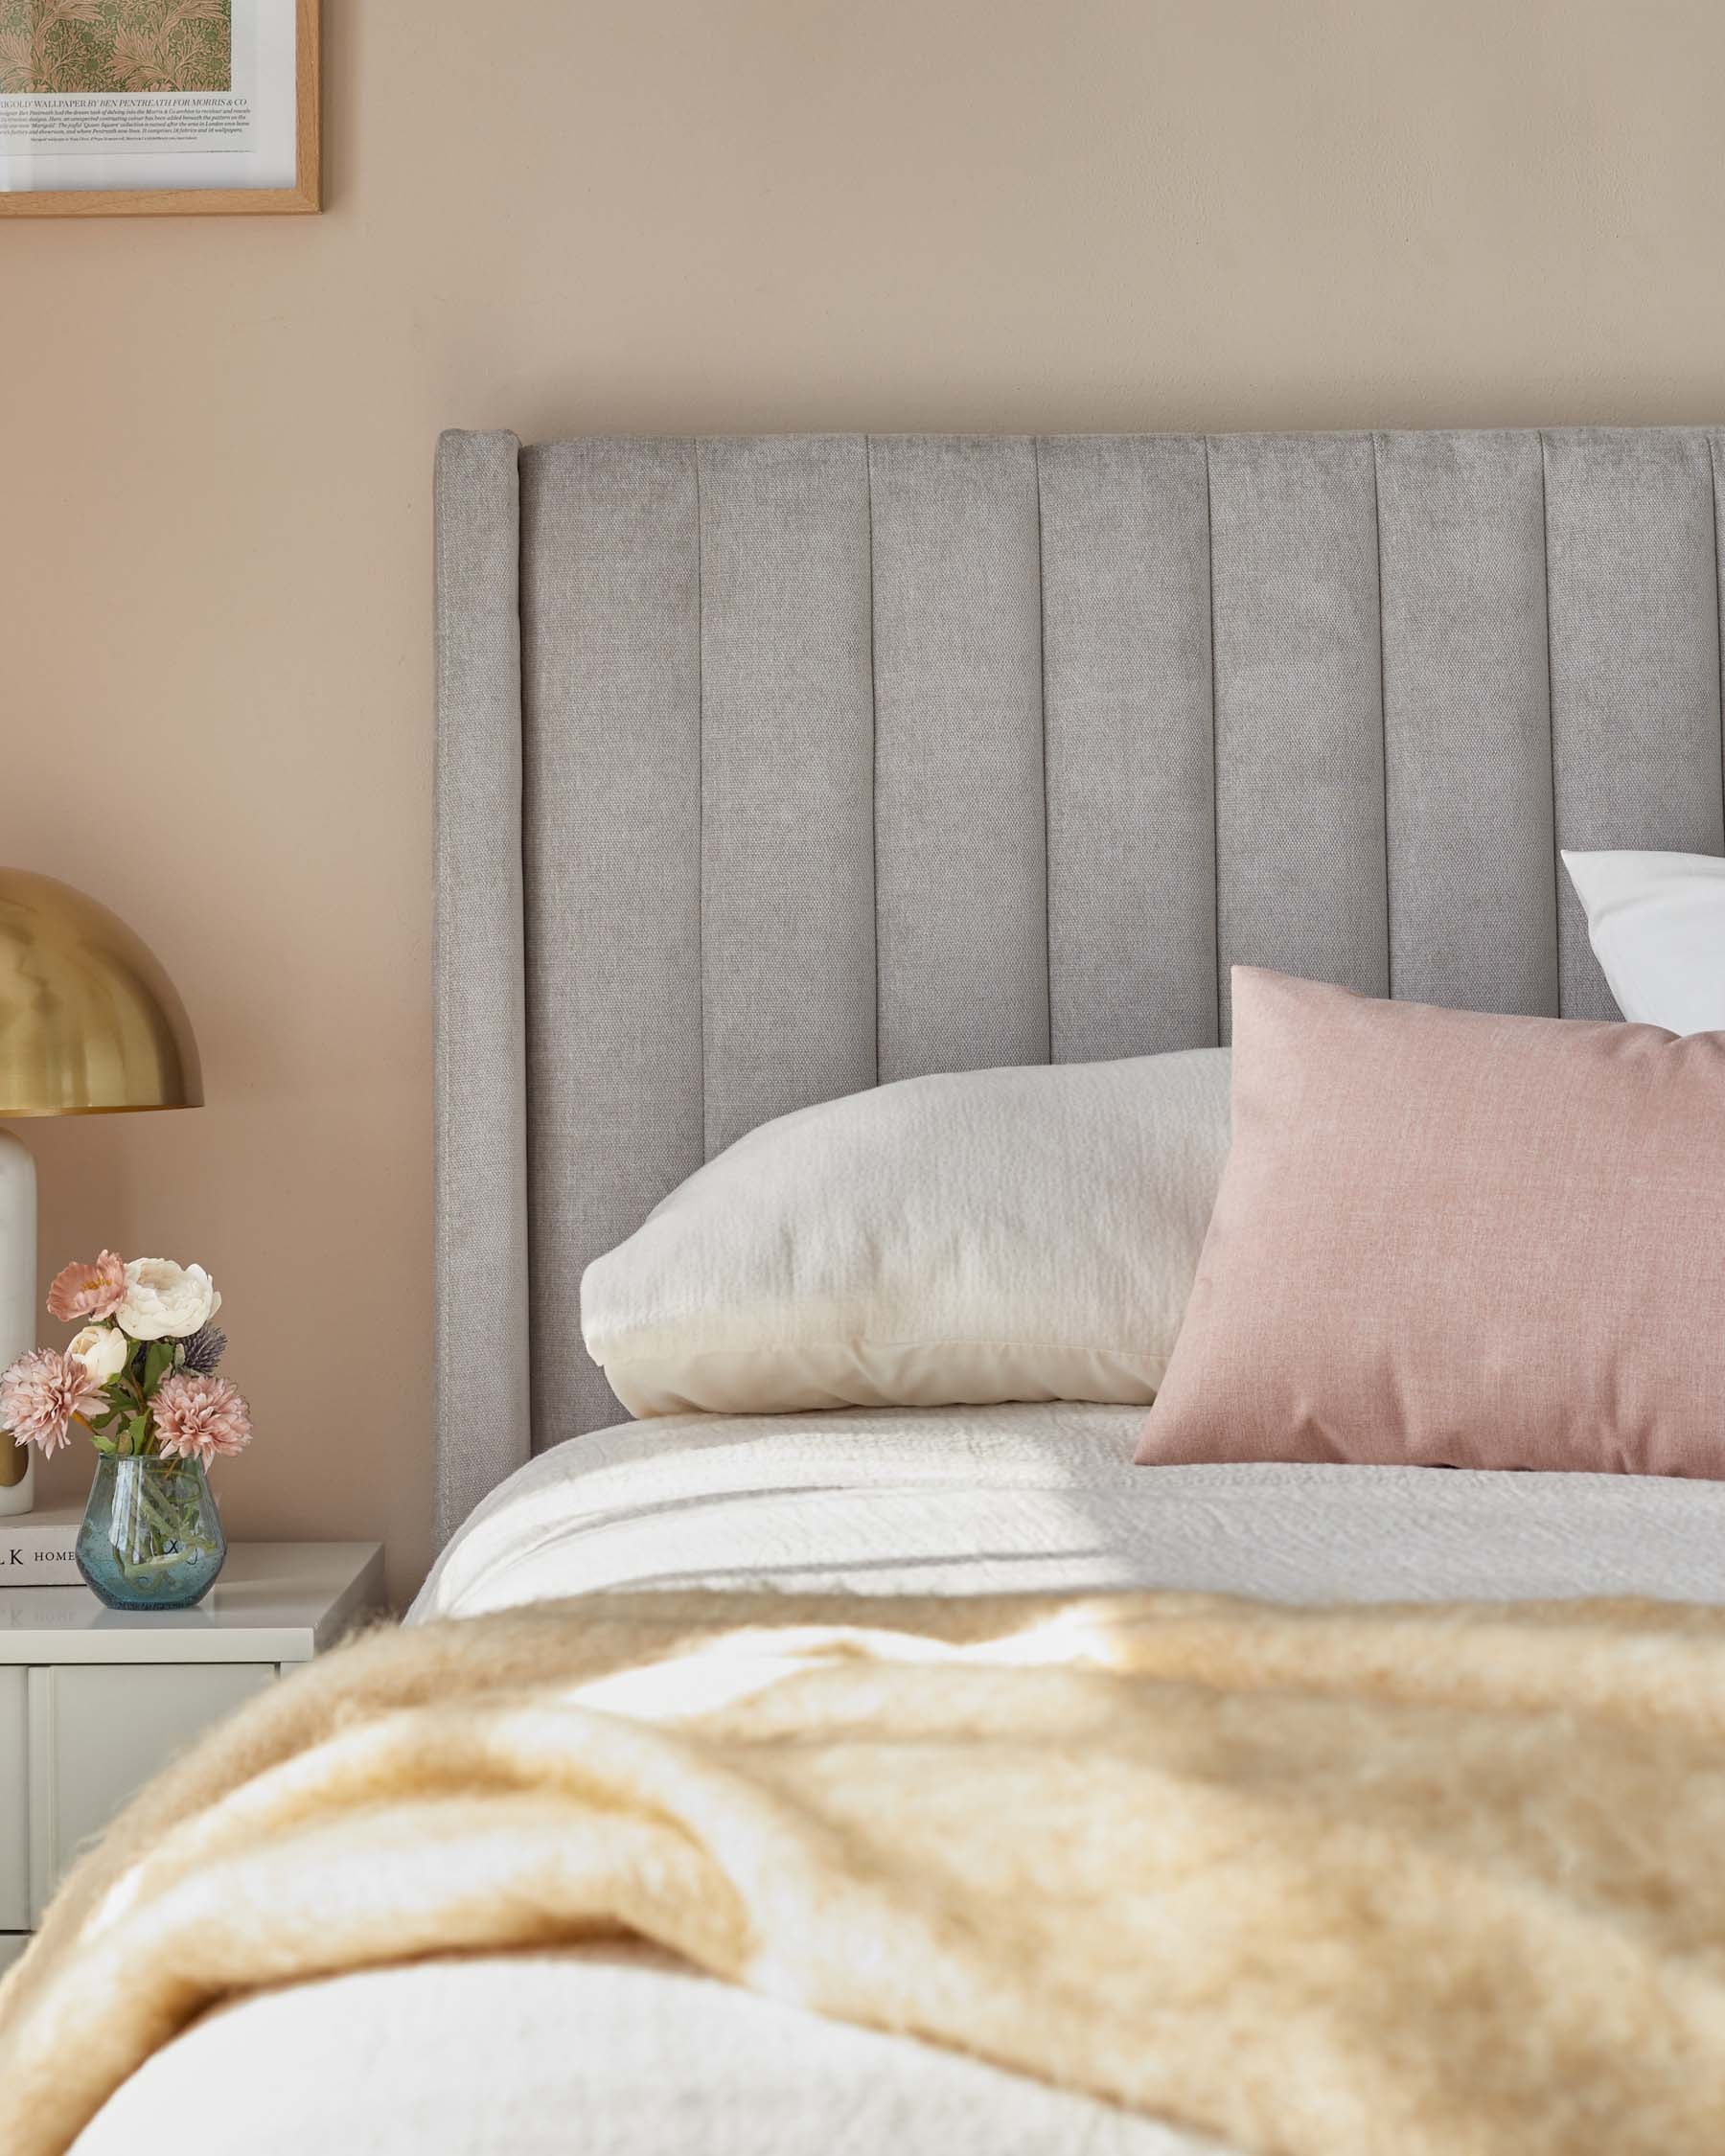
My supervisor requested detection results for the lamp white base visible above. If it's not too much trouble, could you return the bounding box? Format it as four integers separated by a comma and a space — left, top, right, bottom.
0, 1129, 36, 1517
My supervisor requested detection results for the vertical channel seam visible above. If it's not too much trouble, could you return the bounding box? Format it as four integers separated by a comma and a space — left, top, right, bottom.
431, 438, 461, 1519
509, 440, 536, 1467
1709, 432, 1725, 830
693, 438, 709, 1158
1034, 436, 1053, 1064
864, 435, 881, 1086
1202, 436, 1224, 1044
1537, 430, 1564, 1016
1369, 431, 1392, 1000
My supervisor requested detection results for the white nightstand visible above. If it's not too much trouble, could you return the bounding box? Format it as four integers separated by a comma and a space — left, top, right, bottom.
0, 1541, 384, 1973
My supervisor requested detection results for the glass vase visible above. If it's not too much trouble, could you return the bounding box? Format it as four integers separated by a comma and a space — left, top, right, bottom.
76, 1455, 227, 1611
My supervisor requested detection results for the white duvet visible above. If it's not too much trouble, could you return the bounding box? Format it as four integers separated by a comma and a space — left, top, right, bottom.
78, 1407, 1725, 2156
413, 1400, 1725, 1621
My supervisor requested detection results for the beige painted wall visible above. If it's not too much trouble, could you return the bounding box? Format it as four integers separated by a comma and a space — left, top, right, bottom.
4, 1, 1721, 1598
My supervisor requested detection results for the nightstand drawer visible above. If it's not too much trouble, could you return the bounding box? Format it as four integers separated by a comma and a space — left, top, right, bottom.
0, 1669, 25, 1929
29, 1663, 277, 1921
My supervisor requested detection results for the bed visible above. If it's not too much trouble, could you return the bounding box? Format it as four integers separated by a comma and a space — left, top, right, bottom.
61, 426, 1725, 2151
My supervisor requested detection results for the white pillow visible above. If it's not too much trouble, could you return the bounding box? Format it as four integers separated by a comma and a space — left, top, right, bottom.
583, 1048, 1232, 1417
1562, 849, 1725, 1034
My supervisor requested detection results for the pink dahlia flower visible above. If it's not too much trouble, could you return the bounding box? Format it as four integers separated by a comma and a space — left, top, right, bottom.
46, 1250, 126, 1325
151, 1371, 254, 1467
0, 1347, 106, 1456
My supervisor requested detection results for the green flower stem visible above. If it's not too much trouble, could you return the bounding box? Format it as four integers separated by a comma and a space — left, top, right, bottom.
107, 1463, 217, 1592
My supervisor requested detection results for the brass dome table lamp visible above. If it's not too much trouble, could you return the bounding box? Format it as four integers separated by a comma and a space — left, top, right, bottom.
0, 871, 201, 1517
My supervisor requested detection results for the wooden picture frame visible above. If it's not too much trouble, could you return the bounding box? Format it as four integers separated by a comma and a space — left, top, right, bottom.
0, 0, 319, 218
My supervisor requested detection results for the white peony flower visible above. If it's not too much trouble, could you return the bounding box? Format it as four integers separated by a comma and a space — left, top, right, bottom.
115, 1259, 221, 1342
66, 1323, 129, 1388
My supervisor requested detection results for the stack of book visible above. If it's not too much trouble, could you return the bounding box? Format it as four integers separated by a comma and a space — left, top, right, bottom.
1, 1504, 82, 1587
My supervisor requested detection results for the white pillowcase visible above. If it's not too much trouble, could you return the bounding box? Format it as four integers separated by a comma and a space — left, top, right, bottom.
583, 1048, 1232, 1418
1562, 849, 1725, 1034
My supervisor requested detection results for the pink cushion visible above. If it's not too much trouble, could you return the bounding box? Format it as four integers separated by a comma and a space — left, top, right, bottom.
1137, 969, 1725, 1479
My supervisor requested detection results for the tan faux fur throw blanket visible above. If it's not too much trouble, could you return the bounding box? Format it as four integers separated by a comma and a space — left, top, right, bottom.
4, 1589, 1725, 2156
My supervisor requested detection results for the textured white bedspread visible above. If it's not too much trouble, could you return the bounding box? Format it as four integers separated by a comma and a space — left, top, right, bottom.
413, 1402, 1725, 1620
76, 1409, 1725, 2156
77, 1947, 1229, 2156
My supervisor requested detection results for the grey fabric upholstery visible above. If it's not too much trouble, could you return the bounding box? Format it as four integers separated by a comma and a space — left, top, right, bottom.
432, 430, 531, 1542
518, 439, 706, 1462
1039, 434, 1217, 1059
1376, 430, 1558, 1016
434, 424, 1725, 1542
869, 435, 1051, 1079
1208, 433, 1392, 1035
1543, 430, 1725, 1016
698, 436, 877, 1152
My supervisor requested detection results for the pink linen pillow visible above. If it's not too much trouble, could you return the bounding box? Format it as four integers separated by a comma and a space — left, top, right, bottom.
1137, 968, 1725, 1479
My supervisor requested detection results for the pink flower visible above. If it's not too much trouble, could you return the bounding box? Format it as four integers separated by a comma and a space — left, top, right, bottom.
151, 1371, 254, 1467
0, 1348, 106, 1457
46, 1250, 126, 1325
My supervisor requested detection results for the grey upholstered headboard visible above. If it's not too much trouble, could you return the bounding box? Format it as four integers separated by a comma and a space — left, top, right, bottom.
433, 426, 1725, 1542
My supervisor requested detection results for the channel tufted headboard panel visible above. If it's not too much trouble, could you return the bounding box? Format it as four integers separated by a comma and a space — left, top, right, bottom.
433, 426, 1725, 1542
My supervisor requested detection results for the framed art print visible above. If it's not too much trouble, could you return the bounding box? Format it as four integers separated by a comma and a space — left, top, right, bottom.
0, 0, 318, 215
